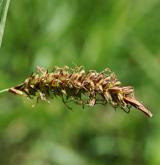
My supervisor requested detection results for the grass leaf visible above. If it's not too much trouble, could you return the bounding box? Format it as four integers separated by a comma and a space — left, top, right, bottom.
0, 0, 11, 47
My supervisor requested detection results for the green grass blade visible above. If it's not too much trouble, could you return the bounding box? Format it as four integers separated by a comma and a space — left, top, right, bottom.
0, 0, 11, 47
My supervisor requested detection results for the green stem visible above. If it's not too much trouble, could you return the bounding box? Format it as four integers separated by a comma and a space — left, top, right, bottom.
0, 88, 9, 94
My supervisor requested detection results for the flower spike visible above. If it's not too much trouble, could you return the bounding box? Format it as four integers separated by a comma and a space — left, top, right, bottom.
2, 66, 152, 117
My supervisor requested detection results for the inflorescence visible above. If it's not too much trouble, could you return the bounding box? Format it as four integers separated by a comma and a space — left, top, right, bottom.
7, 66, 152, 117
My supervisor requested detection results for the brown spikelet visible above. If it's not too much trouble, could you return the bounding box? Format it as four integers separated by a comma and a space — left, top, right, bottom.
8, 66, 152, 117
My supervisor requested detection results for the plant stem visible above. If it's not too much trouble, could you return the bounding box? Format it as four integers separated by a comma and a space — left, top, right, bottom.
0, 88, 9, 94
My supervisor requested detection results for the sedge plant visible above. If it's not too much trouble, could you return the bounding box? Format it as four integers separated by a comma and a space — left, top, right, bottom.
0, 66, 153, 117
0, 1, 152, 117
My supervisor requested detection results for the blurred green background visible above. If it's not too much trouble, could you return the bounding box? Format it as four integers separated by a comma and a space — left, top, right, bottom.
0, 0, 160, 164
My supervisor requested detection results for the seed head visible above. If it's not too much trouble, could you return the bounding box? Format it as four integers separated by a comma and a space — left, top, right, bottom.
8, 66, 152, 117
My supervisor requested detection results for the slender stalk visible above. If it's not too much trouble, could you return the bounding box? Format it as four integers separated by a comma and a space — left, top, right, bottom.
0, 88, 9, 94
0, 0, 11, 47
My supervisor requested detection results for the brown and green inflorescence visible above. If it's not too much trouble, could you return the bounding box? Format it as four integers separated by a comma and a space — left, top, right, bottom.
8, 66, 152, 117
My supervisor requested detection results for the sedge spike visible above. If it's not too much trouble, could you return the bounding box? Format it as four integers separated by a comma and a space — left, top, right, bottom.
0, 66, 153, 117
